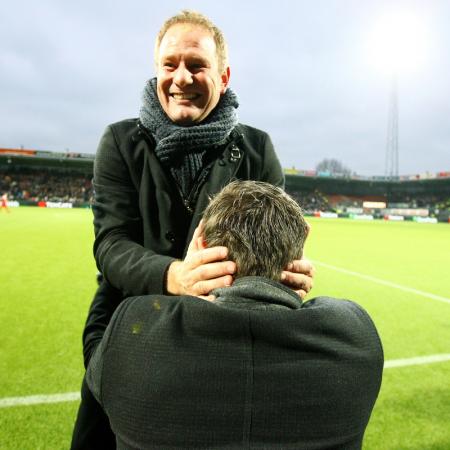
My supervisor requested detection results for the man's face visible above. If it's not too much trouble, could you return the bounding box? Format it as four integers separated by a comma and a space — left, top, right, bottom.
156, 24, 230, 125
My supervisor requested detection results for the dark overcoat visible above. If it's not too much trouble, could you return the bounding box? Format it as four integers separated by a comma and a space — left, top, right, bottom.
87, 277, 384, 450
92, 118, 284, 299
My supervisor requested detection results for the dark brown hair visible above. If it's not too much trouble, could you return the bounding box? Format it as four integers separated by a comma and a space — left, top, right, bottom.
203, 181, 308, 281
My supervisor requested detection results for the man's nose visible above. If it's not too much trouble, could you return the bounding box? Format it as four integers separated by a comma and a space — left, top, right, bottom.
173, 64, 193, 87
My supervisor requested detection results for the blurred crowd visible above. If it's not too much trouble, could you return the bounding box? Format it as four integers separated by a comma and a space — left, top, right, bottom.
389, 194, 450, 212
288, 189, 332, 212
1, 168, 448, 214
287, 189, 450, 215
0, 169, 93, 204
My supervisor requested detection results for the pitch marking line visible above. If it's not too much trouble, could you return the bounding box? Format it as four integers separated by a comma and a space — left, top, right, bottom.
384, 353, 450, 369
2, 354, 450, 408
312, 260, 450, 305
0, 392, 80, 408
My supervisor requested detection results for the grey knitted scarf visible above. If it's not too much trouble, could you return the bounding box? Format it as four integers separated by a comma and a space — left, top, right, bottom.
139, 78, 239, 196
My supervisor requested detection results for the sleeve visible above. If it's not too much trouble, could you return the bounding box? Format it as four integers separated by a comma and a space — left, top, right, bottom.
82, 279, 123, 369
345, 300, 384, 364
260, 132, 285, 189
85, 295, 135, 405
92, 125, 175, 297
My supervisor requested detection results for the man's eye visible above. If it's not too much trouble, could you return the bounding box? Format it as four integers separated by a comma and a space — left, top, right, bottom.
164, 63, 175, 69
190, 64, 204, 71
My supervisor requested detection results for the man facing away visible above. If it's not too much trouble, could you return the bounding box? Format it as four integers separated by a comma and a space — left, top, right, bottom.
86, 180, 384, 450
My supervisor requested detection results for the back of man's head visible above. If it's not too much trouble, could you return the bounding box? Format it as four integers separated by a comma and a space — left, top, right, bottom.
203, 181, 308, 281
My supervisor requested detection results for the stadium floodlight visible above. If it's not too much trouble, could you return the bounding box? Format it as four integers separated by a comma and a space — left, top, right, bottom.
367, 10, 429, 76
367, 10, 430, 179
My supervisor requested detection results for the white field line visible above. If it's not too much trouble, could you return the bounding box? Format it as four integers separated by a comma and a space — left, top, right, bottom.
384, 353, 450, 369
0, 391, 80, 408
2, 354, 450, 408
312, 260, 450, 305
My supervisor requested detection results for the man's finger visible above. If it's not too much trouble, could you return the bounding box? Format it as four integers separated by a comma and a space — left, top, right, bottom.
197, 294, 217, 302
193, 275, 234, 296
281, 272, 313, 292
287, 259, 315, 277
187, 246, 229, 269
193, 219, 204, 238
295, 289, 307, 300
190, 260, 236, 285
187, 221, 204, 253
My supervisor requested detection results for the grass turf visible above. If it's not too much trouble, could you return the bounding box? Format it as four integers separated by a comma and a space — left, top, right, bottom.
0, 209, 449, 449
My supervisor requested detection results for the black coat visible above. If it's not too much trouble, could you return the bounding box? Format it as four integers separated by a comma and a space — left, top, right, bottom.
86, 277, 384, 450
92, 119, 284, 298
83, 118, 284, 367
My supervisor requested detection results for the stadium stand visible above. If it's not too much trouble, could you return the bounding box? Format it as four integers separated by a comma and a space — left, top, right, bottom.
0, 168, 92, 204
285, 174, 450, 222
1, 148, 449, 221
0, 148, 93, 206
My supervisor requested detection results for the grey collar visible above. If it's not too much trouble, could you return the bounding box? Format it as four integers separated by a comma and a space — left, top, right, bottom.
211, 276, 302, 311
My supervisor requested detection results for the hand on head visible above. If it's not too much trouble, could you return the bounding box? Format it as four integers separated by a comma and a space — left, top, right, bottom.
166, 222, 315, 301
281, 259, 315, 300
281, 223, 314, 299
167, 182, 315, 301
166, 221, 235, 301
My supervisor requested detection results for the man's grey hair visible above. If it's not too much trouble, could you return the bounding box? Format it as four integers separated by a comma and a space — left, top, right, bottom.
154, 10, 229, 73
203, 181, 309, 281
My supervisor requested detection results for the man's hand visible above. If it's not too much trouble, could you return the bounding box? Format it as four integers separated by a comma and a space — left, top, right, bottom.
166, 221, 235, 299
281, 259, 315, 300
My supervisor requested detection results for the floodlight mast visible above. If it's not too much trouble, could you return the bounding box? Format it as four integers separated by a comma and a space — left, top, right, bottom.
385, 74, 399, 179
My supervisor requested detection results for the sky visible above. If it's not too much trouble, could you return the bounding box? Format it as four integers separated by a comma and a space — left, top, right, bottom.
1, 0, 449, 176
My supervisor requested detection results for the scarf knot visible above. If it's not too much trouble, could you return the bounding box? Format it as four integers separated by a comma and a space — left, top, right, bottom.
139, 78, 239, 198
139, 78, 239, 163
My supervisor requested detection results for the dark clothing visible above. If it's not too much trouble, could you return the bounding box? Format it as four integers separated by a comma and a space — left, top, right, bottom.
71, 281, 122, 449
82, 277, 122, 369
87, 277, 384, 450
71, 377, 116, 450
92, 119, 284, 298
71, 119, 284, 448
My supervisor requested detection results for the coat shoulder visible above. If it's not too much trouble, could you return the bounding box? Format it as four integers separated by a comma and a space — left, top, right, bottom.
107, 118, 140, 144
236, 122, 270, 140
303, 296, 384, 355
109, 117, 139, 130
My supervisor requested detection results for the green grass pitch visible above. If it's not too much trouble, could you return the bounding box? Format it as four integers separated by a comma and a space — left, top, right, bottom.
1, 208, 449, 449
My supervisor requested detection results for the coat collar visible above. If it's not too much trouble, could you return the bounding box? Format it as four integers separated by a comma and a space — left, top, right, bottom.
211, 276, 302, 310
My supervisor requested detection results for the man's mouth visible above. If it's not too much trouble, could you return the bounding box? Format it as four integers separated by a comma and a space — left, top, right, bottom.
170, 93, 200, 100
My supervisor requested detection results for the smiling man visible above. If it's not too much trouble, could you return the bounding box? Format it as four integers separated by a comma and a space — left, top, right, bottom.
71, 10, 315, 449
155, 23, 229, 125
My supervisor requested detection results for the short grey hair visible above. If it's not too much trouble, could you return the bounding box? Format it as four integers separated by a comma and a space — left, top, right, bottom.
203, 181, 309, 281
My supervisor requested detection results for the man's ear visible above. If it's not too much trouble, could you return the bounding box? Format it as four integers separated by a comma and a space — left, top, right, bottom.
306, 221, 311, 238
299, 222, 310, 259
220, 66, 231, 94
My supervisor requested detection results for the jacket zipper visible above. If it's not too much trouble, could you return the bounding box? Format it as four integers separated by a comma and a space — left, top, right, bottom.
184, 134, 243, 214
136, 120, 243, 214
